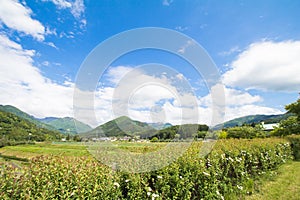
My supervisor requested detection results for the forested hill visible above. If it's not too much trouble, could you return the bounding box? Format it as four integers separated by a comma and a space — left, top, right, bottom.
81, 116, 156, 138
213, 113, 293, 130
0, 105, 56, 131
0, 110, 62, 145
0, 105, 92, 134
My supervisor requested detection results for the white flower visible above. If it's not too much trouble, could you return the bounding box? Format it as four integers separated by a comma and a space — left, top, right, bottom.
148, 187, 152, 191
147, 192, 151, 196
203, 172, 210, 177
179, 176, 183, 179
157, 175, 162, 179
113, 182, 120, 188
152, 193, 159, 200
237, 185, 243, 190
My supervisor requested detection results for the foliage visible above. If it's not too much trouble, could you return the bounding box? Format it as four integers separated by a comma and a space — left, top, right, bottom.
150, 137, 159, 142
0, 138, 293, 199
286, 135, 300, 160
0, 105, 56, 131
0, 110, 62, 147
82, 116, 155, 138
151, 124, 208, 140
285, 98, 300, 121
271, 116, 300, 136
224, 125, 265, 139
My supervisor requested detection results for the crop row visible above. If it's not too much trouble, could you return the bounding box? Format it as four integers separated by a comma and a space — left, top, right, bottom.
0, 138, 294, 199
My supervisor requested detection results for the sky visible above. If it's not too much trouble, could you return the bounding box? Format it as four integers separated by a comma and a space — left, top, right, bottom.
0, 0, 299, 127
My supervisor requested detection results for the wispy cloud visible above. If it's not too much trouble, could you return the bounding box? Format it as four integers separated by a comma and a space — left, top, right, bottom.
177, 40, 195, 54
45, 0, 85, 22
219, 46, 240, 56
162, 0, 174, 6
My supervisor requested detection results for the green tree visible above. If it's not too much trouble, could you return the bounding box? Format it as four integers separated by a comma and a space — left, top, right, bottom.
150, 137, 159, 142
286, 98, 300, 121
272, 116, 300, 136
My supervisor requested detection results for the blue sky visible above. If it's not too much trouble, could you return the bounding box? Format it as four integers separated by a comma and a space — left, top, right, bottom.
0, 0, 299, 127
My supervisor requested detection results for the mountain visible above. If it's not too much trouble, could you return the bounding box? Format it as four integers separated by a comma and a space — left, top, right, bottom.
81, 116, 156, 138
213, 113, 293, 130
0, 110, 62, 145
0, 105, 92, 134
0, 105, 57, 131
147, 122, 173, 130
39, 117, 92, 134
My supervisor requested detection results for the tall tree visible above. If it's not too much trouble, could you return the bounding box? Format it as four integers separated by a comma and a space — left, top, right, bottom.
285, 97, 300, 121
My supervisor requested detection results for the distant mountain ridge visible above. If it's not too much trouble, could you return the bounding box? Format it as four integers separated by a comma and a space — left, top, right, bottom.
39, 117, 92, 134
147, 122, 172, 130
0, 105, 92, 134
81, 116, 156, 138
213, 113, 293, 130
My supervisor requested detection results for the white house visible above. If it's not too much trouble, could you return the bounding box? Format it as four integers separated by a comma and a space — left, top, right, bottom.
261, 122, 279, 131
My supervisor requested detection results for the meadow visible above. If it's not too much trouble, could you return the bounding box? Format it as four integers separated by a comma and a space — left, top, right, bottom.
0, 137, 298, 199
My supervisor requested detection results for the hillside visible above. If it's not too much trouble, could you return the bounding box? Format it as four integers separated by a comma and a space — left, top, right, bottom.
0, 105, 56, 131
0, 105, 92, 134
39, 117, 92, 134
0, 110, 62, 145
81, 116, 156, 138
147, 122, 173, 130
213, 113, 293, 130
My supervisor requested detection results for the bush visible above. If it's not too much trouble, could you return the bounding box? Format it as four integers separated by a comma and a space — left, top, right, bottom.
0, 138, 293, 199
150, 137, 159, 142
287, 135, 300, 160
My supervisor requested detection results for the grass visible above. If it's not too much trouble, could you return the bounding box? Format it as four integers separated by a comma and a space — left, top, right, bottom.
0, 142, 90, 158
246, 161, 300, 200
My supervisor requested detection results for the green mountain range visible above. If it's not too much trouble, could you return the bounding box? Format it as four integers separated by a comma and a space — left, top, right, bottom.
0, 105, 92, 134
80, 116, 156, 138
213, 113, 293, 130
0, 105, 57, 131
39, 117, 92, 134
0, 110, 62, 145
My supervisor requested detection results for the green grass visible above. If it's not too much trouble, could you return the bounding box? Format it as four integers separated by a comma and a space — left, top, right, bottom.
246, 161, 300, 200
0, 142, 90, 158
0, 141, 167, 159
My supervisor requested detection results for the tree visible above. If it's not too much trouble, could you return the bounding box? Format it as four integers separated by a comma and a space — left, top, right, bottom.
271, 116, 300, 136
286, 98, 300, 121
150, 137, 159, 142
272, 97, 300, 136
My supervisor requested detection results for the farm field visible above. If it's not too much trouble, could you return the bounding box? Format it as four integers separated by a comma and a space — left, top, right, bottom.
1, 138, 299, 199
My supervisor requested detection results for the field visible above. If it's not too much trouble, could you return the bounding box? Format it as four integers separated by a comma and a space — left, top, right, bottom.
0, 138, 299, 199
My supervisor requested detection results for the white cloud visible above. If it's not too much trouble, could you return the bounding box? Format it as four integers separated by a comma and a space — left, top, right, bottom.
46, 0, 85, 20
45, 42, 58, 49
223, 40, 300, 92
49, 0, 72, 9
162, 0, 174, 6
224, 105, 282, 122
219, 46, 240, 56
0, 0, 45, 41
0, 34, 73, 118
178, 40, 195, 54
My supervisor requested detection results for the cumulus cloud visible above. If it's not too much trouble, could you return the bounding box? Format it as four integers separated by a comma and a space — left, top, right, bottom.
0, 0, 45, 41
0, 34, 73, 118
223, 40, 300, 92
